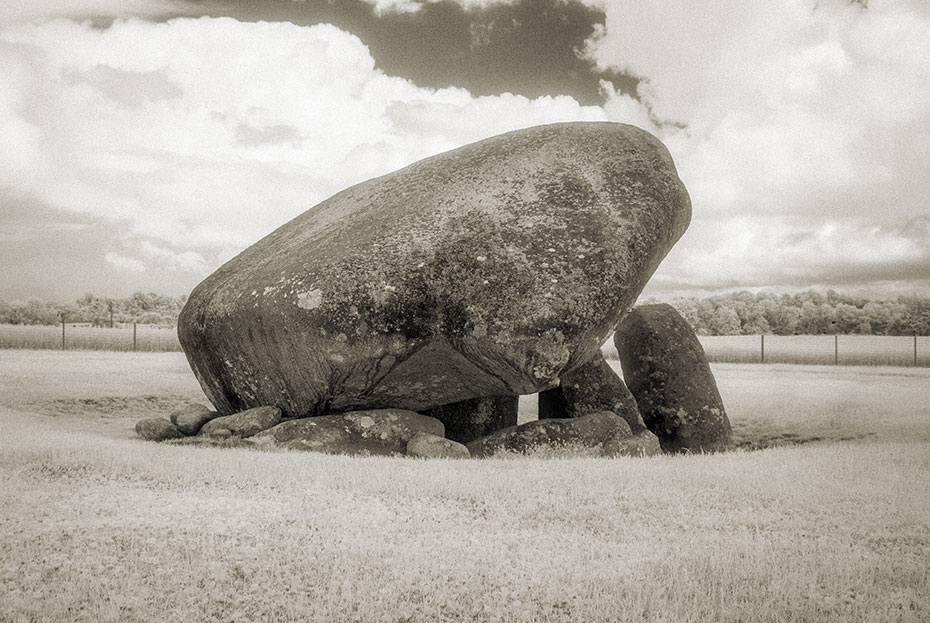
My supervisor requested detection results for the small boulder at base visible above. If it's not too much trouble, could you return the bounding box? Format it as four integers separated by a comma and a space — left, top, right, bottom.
135, 418, 181, 441
253, 409, 444, 456
538, 352, 647, 434
615, 303, 732, 453
199, 406, 282, 438
170, 403, 220, 435
178, 122, 691, 423
422, 395, 519, 444
466, 411, 659, 458
406, 432, 471, 459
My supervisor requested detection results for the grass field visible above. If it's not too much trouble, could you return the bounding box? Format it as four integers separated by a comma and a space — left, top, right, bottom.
1, 351, 929, 622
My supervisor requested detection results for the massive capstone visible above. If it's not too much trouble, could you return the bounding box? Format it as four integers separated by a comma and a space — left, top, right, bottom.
178, 122, 691, 418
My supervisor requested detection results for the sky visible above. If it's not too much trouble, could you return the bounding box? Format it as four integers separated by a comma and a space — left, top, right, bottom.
1, 0, 929, 302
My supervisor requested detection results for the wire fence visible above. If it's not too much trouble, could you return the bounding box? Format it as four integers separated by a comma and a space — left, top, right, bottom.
2, 323, 928, 367
604, 334, 929, 367
703, 334, 928, 367
0, 323, 182, 352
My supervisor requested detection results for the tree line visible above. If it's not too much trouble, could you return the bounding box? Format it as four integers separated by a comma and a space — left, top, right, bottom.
644, 290, 930, 336
1, 289, 929, 335
0, 292, 187, 326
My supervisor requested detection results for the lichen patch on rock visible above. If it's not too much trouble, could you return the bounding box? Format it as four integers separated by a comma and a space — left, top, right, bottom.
296, 288, 323, 310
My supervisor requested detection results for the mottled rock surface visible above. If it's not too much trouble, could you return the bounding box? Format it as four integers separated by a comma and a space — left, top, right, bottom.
422, 395, 519, 444
135, 418, 181, 441
199, 406, 282, 439
466, 411, 659, 458
406, 432, 471, 459
538, 352, 647, 434
615, 304, 732, 453
179, 122, 691, 419
253, 409, 443, 456
169, 403, 219, 435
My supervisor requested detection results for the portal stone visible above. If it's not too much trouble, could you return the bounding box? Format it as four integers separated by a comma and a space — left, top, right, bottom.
615, 304, 733, 453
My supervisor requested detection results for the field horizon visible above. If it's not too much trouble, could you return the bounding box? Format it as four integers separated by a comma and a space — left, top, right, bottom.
4, 323, 930, 372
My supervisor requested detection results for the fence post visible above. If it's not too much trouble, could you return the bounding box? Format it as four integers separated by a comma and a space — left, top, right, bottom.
133, 322, 137, 352
834, 334, 839, 365
760, 334, 765, 364
916, 332, 919, 367
61, 318, 66, 350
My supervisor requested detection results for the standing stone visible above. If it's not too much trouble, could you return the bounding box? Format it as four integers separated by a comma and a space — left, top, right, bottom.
135, 418, 181, 441
422, 395, 519, 444
537, 352, 647, 434
253, 409, 444, 456
615, 304, 732, 453
178, 122, 691, 422
199, 406, 282, 438
467, 411, 657, 458
406, 432, 471, 459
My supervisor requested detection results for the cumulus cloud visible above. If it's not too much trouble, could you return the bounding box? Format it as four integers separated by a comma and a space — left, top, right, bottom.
0, 16, 607, 297
585, 0, 930, 294
3, 2, 929, 300
106, 240, 210, 274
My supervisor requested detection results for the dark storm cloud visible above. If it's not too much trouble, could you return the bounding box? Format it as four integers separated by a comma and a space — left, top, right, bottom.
170, 0, 636, 105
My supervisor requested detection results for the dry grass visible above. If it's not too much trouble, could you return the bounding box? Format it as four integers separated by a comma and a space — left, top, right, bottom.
0, 350, 206, 438
1, 352, 929, 622
708, 362, 930, 449
0, 323, 182, 352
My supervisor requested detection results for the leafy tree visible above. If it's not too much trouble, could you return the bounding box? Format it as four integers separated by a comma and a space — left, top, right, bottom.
636, 289, 930, 336
707, 305, 741, 335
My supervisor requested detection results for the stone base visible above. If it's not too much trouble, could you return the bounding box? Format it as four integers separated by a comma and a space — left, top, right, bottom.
467, 411, 661, 458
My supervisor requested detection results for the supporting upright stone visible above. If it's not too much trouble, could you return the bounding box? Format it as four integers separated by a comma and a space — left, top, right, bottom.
423, 395, 519, 445
537, 352, 647, 434
615, 303, 732, 453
